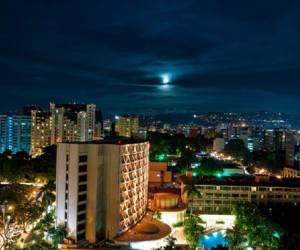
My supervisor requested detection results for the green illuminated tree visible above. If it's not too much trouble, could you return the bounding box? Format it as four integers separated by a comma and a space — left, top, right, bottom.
183, 214, 205, 250
153, 210, 162, 221
199, 158, 224, 176
227, 203, 281, 250
225, 224, 244, 250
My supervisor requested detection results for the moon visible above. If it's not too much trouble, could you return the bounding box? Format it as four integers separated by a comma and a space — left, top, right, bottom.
162, 74, 170, 84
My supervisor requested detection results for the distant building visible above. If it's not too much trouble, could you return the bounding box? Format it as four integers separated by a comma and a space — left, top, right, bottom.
50, 103, 101, 144
285, 130, 300, 167
263, 129, 274, 151
213, 138, 225, 152
56, 139, 149, 243
163, 123, 170, 132
283, 167, 300, 178
31, 109, 52, 157
137, 126, 147, 139
93, 109, 103, 139
0, 115, 31, 154
188, 126, 201, 138
273, 128, 287, 151
102, 119, 112, 136
115, 115, 139, 138
245, 137, 260, 152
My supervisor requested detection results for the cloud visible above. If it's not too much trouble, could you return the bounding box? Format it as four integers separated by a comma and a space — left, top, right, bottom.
0, 0, 299, 114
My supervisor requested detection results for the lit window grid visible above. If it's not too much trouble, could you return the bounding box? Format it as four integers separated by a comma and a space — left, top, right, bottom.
182, 184, 300, 214
119, 143, 149, 233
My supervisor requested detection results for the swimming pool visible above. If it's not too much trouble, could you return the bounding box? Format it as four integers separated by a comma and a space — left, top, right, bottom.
199, 230, 228, 250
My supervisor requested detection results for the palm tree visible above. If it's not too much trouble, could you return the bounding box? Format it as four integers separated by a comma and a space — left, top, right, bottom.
183, 181, 201, 214
226, 224, 244, 250
36, 180, 55, 213
184, 214, 205, 250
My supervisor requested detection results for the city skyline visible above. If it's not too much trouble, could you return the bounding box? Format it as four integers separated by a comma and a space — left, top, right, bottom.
1, 0, 300, 114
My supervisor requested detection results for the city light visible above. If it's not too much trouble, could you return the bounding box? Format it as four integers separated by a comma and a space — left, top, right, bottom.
1, 2, 300, 250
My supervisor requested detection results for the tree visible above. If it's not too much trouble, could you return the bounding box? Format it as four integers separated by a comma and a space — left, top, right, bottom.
15, 199, 43, 231
227, 203, 281, 250
48, 224, 67, 249
36, 180, 55, 212
225, 224, 244, 250
183, 181, 201, 214
153, 235, 180, 250
183, 214, 205, 250
30, 210, 65, 249
199, 158, 224, 176
0, 213, 17, 249
153, 210, 162, 221
163, 235, 179, 250
223, 139, 250, 163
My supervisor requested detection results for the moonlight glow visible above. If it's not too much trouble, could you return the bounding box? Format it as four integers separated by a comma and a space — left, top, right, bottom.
162, 74, 171, 84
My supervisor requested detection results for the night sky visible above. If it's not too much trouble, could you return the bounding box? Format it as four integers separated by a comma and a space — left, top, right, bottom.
1, 0, 300, 114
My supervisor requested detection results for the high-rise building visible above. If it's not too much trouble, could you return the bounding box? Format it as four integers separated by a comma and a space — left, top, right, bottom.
274, 128, 287, 151
31, 109, 52, 157
285, 130, 300, 167
0, 115, 31, 154
115, 115, 139, 138
50, 103, 101, 144
102, 119, 112, 136
56, 138, 149, 244
263, 129, 274, 151
93, 109, 103, 139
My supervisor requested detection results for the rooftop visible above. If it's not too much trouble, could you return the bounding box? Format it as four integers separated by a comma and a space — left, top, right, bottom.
114, 213, 171, 242
181, 176, 300, 188
61, 137, 148, 145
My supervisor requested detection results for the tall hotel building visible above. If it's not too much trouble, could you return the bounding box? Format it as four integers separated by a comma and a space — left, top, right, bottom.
0, 115, 31, 154
56, 139, 149, 244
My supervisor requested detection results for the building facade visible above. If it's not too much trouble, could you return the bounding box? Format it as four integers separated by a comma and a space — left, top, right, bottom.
31, 109, 52, 157
115, 115, 139, 138
283, 167, 300, 178
148, 161, 172, 187
0, 115, 31, 154
285, 130, 300, 167
181, 177, 300, 214
213, 138, 225, 152
50, 103, 102, 144
56, 139, 149, 244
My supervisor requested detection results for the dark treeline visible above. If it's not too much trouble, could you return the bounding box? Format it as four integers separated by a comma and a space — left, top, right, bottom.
0, 145, 56, 183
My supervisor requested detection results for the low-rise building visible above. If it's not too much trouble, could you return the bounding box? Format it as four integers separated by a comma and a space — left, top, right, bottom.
283, 167, 300, 178
181, 176, 300, 214
148, 161, 172, 187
